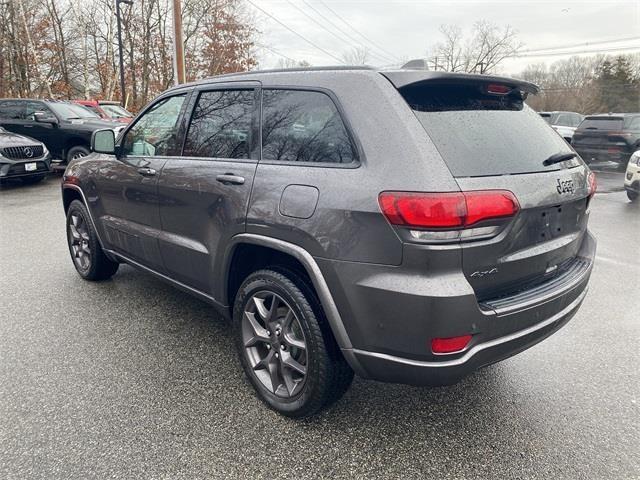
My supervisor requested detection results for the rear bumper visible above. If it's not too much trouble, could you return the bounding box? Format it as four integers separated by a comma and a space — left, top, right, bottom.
574, 146, 631, 164
325, 231, 596, 386
349, 287, 587, 386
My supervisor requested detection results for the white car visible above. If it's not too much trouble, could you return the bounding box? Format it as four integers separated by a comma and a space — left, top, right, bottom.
539, 111, 584, 143
625, 151, 640, 202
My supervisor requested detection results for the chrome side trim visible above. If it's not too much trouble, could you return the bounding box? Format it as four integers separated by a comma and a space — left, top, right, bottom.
351, 287, 588, 369
230, 233, 352, 349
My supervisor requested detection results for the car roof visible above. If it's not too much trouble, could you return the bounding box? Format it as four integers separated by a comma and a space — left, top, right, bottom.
588, 113, 639, 117
164, 66, 540, 94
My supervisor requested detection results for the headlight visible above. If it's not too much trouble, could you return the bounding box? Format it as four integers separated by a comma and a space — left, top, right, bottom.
42, 144, 49, 157
631, 152, 640, 165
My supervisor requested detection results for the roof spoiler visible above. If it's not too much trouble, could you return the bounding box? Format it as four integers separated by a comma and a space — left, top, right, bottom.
381, 71, 540, 95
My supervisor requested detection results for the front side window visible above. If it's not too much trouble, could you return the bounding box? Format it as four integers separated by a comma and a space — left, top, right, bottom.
183, 89, 254, 159
261, 89, 356, 164
122, 94, 187, 157
0, 101, 26, 120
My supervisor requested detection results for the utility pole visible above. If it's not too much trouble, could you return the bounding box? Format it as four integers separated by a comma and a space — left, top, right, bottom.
116, 0, 133, 106
171, 0, 185, 85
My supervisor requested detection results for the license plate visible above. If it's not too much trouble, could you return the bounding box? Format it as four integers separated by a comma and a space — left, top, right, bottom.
25, 162, 37, 172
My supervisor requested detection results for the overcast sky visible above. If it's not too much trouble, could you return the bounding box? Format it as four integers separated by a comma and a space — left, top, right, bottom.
252, 0, 640, 74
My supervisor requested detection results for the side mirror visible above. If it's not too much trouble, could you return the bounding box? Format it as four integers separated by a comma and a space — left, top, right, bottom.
34, 111, 58, 125
92, 129, 116, 154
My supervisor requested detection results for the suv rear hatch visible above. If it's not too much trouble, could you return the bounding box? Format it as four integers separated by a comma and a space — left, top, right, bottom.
382, 72, 593, 301
572, 116, 634, 160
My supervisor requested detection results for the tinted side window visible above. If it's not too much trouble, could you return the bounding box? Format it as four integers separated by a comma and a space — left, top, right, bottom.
183, 89, 254, 159
0, 101, 26, 120
123, 94, 186, 157
261, 90, 356, 164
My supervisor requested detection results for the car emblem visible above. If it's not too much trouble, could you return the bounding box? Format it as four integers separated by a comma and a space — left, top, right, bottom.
23, 147, 34, 158
556, 178, 575, 194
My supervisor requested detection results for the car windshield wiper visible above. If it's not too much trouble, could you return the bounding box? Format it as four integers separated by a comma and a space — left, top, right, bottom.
543, 152, 577, 166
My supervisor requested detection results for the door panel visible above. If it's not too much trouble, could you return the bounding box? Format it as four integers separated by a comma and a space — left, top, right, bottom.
93, 92, 190, 271
156, 86, 258, 295
158, 159, 257, 293
95, 157, 168, 271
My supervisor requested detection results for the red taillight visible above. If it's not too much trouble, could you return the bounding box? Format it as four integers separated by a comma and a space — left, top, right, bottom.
486, 83, 511, 95
378, 190, 519, 229
431, 335, 472, 354
588, 171, 597, 198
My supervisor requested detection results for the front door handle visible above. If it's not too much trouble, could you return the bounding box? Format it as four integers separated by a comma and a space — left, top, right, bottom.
137, 167, 157, 177
216, 173, 245, 185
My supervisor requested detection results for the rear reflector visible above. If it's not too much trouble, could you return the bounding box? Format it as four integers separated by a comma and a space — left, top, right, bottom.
588, 171, 597, 198
379, 190, 519, 229
431, 335, 472, 354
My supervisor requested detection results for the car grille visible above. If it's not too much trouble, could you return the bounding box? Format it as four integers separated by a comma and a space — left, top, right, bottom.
2, 145, 44, 160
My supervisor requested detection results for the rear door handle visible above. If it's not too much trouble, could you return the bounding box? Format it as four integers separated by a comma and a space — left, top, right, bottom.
216, 173, 245, 185
137, 167, 157, 177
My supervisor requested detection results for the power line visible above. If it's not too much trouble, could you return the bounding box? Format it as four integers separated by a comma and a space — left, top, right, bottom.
256, 43, 298, 63
318, 0, 402, 62
245, 0, 345, 64
520, 36, 640, 54
284, 0, 391, 64
513, 45, 640, 58
300, 0, 397, 64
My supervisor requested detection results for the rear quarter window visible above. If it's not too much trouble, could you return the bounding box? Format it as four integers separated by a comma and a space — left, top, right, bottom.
261, 89, 357, 164
400, 83, 574, 177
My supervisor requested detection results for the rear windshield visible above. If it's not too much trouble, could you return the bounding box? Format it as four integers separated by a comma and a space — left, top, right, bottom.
579, 117, 624, 130
400, 83, 576, 177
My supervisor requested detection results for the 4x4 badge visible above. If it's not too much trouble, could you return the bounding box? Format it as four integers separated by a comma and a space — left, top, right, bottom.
556, 178, 575, 194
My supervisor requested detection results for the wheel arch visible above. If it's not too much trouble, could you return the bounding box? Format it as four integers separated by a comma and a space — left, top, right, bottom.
62, 186, 83, 213
64, 137, 90, 158
224, 234, 354, 353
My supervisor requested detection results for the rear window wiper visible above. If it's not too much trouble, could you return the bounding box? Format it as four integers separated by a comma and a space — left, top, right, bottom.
543, 152, 577, 166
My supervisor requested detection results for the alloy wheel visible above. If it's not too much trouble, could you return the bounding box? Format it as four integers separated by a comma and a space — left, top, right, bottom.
68, 213, 91, 270
242, 291, 308, 398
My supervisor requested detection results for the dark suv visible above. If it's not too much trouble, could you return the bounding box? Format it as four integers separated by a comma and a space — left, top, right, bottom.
0, 99, 125, 165
572, 113, 640, 169
61, 67, 596, 417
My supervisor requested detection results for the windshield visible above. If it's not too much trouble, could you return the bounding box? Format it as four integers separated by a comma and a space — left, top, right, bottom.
49, 103, 100, 120
400, 83, 577, 177
101, 104, 133, 118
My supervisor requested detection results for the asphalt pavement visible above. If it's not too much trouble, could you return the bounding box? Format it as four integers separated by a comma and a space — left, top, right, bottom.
0, 172, 638, 479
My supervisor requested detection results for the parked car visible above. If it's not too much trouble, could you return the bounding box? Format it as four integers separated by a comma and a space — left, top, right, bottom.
572, 113, 640, 170
539, 111, 584, 143
0, 126, 51, 183
61, 67, 596, 417
73, 100, 134, 124
0, 99, 126, 165
624, 150, 640, 202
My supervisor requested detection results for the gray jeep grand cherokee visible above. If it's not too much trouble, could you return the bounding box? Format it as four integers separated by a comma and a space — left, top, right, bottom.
61, 67, 596, 417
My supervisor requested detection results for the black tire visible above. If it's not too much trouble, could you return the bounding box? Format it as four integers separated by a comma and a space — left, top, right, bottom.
20, 175, 45, 184
66, 199, 119, 281
66, 145, 90, 163
627, 190, 638, 202
233, 268, 353, 418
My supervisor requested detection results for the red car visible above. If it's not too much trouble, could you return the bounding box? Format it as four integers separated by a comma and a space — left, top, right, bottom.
73, 100, 134, 124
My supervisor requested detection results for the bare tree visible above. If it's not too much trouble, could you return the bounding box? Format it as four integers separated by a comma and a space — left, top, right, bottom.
341, 46, 371, 65
429, 21, 523, 74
